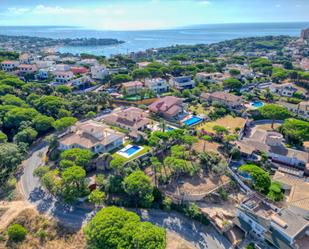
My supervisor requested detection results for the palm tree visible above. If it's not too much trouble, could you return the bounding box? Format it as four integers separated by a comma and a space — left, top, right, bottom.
160, 118, 166, 132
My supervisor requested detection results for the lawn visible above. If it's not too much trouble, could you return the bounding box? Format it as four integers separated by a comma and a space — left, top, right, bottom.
112, 144, 151, 162
196, 115, 246, 134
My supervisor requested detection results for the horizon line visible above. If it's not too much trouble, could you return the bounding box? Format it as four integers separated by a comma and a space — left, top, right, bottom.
0, 21, 308, 32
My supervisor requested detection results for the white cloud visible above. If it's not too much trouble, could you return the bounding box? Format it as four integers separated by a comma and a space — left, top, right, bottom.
7, 7, 30, 15
32, 5, 86, 15
197, 1, 211, 5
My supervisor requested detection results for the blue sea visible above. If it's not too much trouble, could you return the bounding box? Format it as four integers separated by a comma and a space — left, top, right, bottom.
0, 22, 308, 57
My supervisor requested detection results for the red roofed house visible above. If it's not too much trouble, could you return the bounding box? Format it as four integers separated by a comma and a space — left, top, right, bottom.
70, 66, 89, 75
149, 96, 185, 120
1, 61, 19, 71
121, 81, 144, 95
18, 64, 38, 74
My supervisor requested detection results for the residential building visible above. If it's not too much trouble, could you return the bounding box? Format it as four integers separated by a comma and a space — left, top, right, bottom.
196, 72, 224, 83
121, 81, 144, 95
18, 64, 38, 74
201, 91, 243, 109
37, 69, 49, 80
70, 66, 89, 75
270, 83, 298, 97
169, 76, 195, 90
145, 78, 169, 94
148, 96, 185, 120
69, 76, 92, 87
1, 60, 19, 71
101, 107, 150, 131
79, 59, 98, 66
278, 101, 309, 119
44, 55, 60, 62
236, 130, 309, 170
53, 71, 74, 84
91, 65, 109, 80
55, 64, 71, 72
300, 58, 309, 71
59, 120, 125, 154
235, 194, 309, 249
19, 53, 32, 64
34, 60, 55, 69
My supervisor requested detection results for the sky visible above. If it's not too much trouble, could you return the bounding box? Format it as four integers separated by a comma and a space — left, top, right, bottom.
0, 0, 308, 31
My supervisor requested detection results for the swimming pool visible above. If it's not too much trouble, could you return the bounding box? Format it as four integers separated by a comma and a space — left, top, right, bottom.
117, 144, 143, 158
183, 116, 203, 127
250, 100, 264, 108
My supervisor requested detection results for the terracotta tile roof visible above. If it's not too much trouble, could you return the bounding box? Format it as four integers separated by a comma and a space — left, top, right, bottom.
102, 107, 150, 130
148, 96, 182, 113
59, 120, 125, 149
122, 81, 143, 88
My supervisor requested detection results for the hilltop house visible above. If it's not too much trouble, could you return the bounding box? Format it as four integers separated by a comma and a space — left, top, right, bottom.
148, 96, 186, 120
270, 83, 298, 97
201, 91, 243, 109
1, 60, 19, 71
145, 78, 169, 94
196, 72, 224, 83
18, 64, 38, 74
235, 194, 309, 249
121, 81, 144, 95
19, 53, 33, 64
55, 64, 71, 72
59, 120, 125, 154
278, 101, 309, 119
70, 66, 89, 75
169, 76, 195, 90
53, 71, 74, 84
236, 130, 309, 171
91, 65, 109, 80
101, 107, 150, 141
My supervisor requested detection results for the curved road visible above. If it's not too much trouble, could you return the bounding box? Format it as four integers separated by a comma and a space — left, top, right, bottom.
19, 142, 231, 249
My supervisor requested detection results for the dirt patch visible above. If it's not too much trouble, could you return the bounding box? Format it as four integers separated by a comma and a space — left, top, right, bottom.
0, 201, 33, 232
164, 172, 230, 196
197, 115, 246, 134
193, 140, 222, 154
0, 207, 8, 217
167, 232, 196, 249
0, 209, 86, 249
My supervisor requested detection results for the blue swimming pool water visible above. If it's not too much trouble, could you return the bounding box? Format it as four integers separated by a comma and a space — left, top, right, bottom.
239, 172, 253, 181
124, 145, 141, 156
251, 101, 264, 108
183, 116, 203, 126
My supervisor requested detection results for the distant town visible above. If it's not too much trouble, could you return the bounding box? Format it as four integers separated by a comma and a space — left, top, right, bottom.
0, 28, 308, 249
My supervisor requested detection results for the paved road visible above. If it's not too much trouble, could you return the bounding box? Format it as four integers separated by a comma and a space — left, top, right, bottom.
19, 142, 232, 248
137, 209, 231, 249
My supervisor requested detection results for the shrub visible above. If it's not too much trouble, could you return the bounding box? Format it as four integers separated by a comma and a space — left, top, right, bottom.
7, 224, 28, 242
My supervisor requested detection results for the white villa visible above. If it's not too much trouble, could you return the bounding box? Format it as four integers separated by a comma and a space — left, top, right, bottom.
59, 120, 125, 154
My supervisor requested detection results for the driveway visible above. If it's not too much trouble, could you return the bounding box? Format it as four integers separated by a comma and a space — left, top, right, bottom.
18, 142, 232, 248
